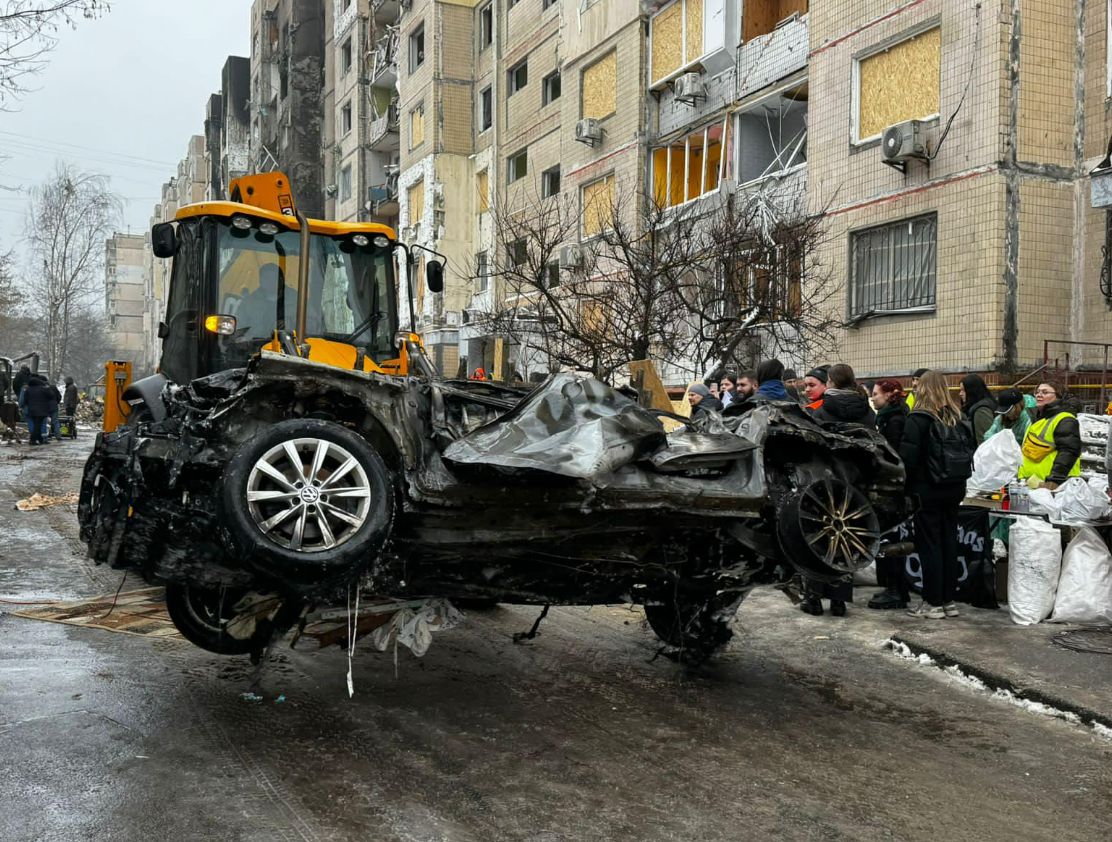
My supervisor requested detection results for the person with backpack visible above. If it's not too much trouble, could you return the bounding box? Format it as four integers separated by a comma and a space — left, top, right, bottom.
900, 370, 975, 619
1018, 381, 1082, 489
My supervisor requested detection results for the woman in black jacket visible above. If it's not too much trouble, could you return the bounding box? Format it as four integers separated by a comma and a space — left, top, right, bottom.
20, 376, 57, 446
960, 374, 997, 443
900, 371, 971, 620
871, 378, 908, 450
868, 378, 911, 609
812, 364, 876, 426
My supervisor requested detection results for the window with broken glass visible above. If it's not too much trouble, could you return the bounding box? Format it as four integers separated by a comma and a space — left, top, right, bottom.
651, 122, 730, 208
850, 214, 937, 317
734, 85, 807, 185
476, 251, 490, 292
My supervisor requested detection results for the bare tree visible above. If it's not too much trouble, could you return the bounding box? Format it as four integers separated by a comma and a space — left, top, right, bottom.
0, 1, 108, 106
62, 302, 110, 386
0, 242, 36, 356
25, 162, 121, 376
679, 186, 843, 377
472, 175, 841, 385
473, 178, 708, 383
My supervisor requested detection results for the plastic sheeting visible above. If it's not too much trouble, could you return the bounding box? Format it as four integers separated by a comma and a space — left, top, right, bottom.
968, 429, 1023, 493
370, 598, 463, 658
1008, 516, 1063, 625
1051, 527, 1112, 624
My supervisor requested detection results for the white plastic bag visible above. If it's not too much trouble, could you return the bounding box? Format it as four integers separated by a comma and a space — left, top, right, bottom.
1055, 477, 1111, 523
1008, 516, 1062, 625
1028, 487, 1062, 519
853, 560, 878, 586
967, 429, 1023, 493
1051, 527, 1112, 624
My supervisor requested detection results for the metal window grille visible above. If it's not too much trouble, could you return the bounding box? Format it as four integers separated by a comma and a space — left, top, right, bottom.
1101, 210, 1112, 302
850, 214, 937, 316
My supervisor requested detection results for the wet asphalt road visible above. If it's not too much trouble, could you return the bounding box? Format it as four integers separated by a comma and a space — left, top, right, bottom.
1, 439, 1111, 842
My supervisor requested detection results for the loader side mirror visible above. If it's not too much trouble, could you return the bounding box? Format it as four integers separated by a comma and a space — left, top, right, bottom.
151, 222, 177, 258
426, 260, 444, 294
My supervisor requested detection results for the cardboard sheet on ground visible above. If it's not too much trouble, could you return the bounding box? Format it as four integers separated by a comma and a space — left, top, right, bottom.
10, 587, 184, 639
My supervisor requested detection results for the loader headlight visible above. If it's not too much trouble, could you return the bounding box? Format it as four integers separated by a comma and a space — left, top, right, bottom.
231, 215, 253, 230
352, 233, 370, 247
372, 234, 391, 248
258, 222, 280, 236
204, 314, 238, 336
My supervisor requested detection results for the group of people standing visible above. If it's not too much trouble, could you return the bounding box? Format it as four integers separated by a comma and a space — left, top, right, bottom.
9, 365, 79, 446
686, 362, 1086, 621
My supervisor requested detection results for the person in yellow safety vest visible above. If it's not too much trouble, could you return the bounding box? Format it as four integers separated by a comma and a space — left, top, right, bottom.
1018, 380, 1082, 489
905, 368, 929, 411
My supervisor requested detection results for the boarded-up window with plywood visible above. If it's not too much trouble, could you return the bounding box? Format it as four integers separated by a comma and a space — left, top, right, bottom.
408, 180, 425, 226
582, 176, 615, 239
651, 122, 730, 208
476, 169, 489, 213
650, 0, 709, 86
410, 103, 426, 149
856, 27, 940, 141
581, 51, 616, 120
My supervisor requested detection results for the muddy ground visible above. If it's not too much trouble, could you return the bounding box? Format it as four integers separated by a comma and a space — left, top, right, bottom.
1, 438, 1110, 842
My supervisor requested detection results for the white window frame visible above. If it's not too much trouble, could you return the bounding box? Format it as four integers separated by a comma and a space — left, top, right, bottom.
479, 85, 493, 132
479, 3, 493, 50
341, 101, 353, 137
508, 148, 528, 183
542, 165, 561, 198
340, 165, 353, 202
733, 81, 808, 188
647, 0, 706, 89
651, 122, 731, 210
850, 22, 942, 145
542, 70, 561, 106
508, 58, 528, 96
476, 251, 490, 292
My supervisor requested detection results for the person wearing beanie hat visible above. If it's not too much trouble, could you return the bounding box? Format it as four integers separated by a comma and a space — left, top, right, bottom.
686, 382, 723, 416
783, 368, 801, 402
803, 366, 829, 412
755, 359, 788, 400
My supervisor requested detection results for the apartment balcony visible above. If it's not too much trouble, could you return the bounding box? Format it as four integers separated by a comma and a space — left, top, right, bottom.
372, 0, 400, 24
367, 176, 399, 218
367, 104, 400, 152
737, 12, 808, 100
369, 33, 399, 88
334, 0, 357, 38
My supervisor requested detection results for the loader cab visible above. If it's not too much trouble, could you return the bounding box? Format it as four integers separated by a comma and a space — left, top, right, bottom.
152, 173, 436, 385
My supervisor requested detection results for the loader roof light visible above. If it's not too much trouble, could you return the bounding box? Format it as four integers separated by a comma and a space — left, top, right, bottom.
231, 215, 253, 230
258, 221, 280, 236
204, 314, 237, 336
372, 234, 390, 248
352, 233, 370, 247
393, 330, 412, 349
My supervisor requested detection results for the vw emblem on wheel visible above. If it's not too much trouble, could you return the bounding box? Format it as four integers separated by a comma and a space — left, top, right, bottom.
299, 486, 320, 504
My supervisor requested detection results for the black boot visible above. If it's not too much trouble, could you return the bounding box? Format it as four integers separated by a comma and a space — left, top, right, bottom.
868, 587, 908, 610
800, 598, 823, 616
830, 600, 847, 617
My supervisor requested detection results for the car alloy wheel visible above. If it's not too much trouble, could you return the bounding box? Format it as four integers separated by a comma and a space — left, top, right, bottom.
246, 437, 373, 552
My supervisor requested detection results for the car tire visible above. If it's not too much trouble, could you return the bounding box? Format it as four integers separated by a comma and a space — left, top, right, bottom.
165, 584, 301, 656
221, 418, 394, 589
776, 476, 880, 583
643, 590, 745, 663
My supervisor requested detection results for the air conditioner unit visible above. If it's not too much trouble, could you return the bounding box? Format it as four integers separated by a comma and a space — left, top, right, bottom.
574, 118, 603, 146
559, 244, 583, 269
881, 119, 929, 165
673, 72, 706, 105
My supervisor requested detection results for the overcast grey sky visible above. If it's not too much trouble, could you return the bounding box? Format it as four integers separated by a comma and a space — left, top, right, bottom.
0, 0, 252, 268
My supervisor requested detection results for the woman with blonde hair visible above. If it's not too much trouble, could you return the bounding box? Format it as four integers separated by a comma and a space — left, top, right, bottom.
900, 371, 975, 619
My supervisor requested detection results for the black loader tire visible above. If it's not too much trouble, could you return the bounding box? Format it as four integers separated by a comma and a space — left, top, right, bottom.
221, 418, 394, 588
165, 584, 302, 656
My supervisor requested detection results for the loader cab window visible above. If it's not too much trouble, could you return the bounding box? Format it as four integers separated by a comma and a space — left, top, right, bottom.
160, 218, 206, 384
212, 220, 398, 372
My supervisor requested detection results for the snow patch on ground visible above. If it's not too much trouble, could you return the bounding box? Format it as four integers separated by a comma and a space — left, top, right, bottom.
885, 638, 1110, 743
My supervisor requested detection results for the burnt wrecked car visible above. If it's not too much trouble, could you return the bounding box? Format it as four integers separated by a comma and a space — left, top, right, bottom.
78, 353, 909, 661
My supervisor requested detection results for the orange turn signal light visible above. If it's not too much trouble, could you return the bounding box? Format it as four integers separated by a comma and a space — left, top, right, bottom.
204, 314, 237, 335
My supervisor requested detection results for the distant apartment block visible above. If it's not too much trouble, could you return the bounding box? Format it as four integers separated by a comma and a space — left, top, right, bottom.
104, 233, 147, 370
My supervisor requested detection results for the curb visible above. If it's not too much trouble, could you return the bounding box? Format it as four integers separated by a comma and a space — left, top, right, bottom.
889, 633, 1112, 734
